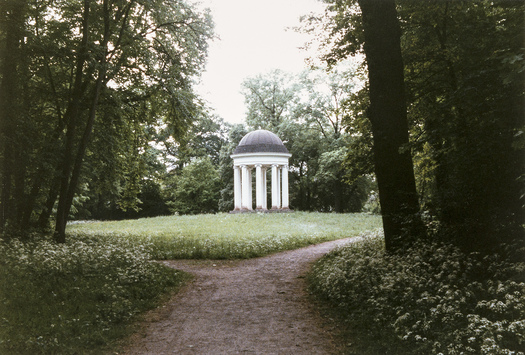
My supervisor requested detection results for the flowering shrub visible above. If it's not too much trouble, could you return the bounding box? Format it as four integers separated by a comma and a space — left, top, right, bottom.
0, 235, 186, 354
309, 231, 525, 354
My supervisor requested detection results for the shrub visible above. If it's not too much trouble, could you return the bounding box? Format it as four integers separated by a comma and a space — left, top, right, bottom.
0, 236, 187, 354
309, 231, 525, 354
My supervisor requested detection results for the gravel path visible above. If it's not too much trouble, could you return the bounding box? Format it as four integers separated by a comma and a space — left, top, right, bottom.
120, 238, 357, 355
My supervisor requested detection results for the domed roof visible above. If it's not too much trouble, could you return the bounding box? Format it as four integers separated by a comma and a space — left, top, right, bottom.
233, 129, 289, 154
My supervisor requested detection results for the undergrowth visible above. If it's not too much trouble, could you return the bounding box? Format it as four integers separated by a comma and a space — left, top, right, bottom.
0, 235, 189, 354
309, 231, 525, 355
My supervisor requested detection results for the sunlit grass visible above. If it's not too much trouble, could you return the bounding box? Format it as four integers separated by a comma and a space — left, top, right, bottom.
67, 212, 382, 259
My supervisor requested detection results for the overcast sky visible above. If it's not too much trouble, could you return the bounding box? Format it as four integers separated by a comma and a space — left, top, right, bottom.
193, 0, 325, 124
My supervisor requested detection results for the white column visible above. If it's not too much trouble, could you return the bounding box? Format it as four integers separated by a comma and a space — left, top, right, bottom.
262, 167, 268, 210
271, 164, 280, 209
277, 165, 281, 208
241, 165, 252, 210
255, 164, 263, 210
282, 164, 289, 209
248, 167, 253, 210
233, 165, 242, 210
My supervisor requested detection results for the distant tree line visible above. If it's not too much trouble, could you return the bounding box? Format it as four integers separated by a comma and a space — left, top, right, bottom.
81, 63, 374, 221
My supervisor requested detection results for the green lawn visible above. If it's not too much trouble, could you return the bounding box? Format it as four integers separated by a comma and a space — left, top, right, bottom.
67, 212, 382, 259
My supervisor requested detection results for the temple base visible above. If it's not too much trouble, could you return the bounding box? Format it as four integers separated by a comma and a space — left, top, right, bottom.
230, 208, 294, 214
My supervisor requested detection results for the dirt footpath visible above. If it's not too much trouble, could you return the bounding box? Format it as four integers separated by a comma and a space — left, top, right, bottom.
120, 238, 357, 355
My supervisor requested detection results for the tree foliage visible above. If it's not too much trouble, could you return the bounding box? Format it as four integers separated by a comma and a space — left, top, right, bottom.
76, 110, 229, 220
167, 157, 221, 215
239, 66, 372, 213
217, 124, 247, 212
0, 0, 214, 240
399, 0, 524, 252
242, 69, 299, 131
306, 0, 524, 253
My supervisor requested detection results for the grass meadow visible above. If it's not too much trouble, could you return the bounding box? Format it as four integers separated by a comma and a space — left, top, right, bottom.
0, 212, 381, 354
67, 212, 382, 259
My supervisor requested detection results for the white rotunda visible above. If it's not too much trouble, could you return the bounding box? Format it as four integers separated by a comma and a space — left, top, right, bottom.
230, 130, 292, 212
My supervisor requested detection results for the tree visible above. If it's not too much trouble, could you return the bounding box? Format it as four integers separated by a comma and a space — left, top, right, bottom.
0, 0, 28, 233
305, 0, 524, 254
307, 0, 422, 249
168, 157, 221, 215
80, 121, 171, 220
296, 62, 365, 212
0, 0, 213, 240
297, 62, 359, 141
241, 67, 371, 212
70, 104, 230, 220
242, 70, 299, 132
356, 0, 421, 251
53, 0, 213, 242
315, 147, 361, 212
158, 111, 230, 170
217, 124, 247, 212
398, 1, 525, 252
284, 121, 324, 211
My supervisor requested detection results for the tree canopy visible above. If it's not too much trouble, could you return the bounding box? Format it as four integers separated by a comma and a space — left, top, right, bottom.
0, 0, 214, 240
305, 0, 524, 254
240, 65, 373, 213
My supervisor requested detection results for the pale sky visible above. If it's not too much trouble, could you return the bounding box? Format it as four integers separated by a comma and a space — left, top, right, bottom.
193, 0, 326, 124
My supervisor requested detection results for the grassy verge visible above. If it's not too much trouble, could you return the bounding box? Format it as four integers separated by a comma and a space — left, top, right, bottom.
67, 212, 382, 259
1, 212, 381, 354
308, 231, 525, 355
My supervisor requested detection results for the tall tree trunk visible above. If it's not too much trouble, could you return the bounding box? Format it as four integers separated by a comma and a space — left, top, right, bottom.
55, 72, 105, 241
0, 0, 25, 234
358, 0, 422, 252
54, 0, 91, 243
333, 178, 343, 213
54, 0, 108, 242
38, 177, 60, 230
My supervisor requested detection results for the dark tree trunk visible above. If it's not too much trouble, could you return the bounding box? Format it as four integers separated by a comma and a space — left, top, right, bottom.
358, 0, 422, 252
20, 180, 41, 228
54, 0, 91, 243
333, 178, 343, 213
38, 177, 61, 230
54, 0, 108, 242
0, 0, 25, 234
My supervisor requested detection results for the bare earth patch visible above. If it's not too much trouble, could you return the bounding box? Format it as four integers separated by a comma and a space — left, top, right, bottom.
120, 238, 357, 354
